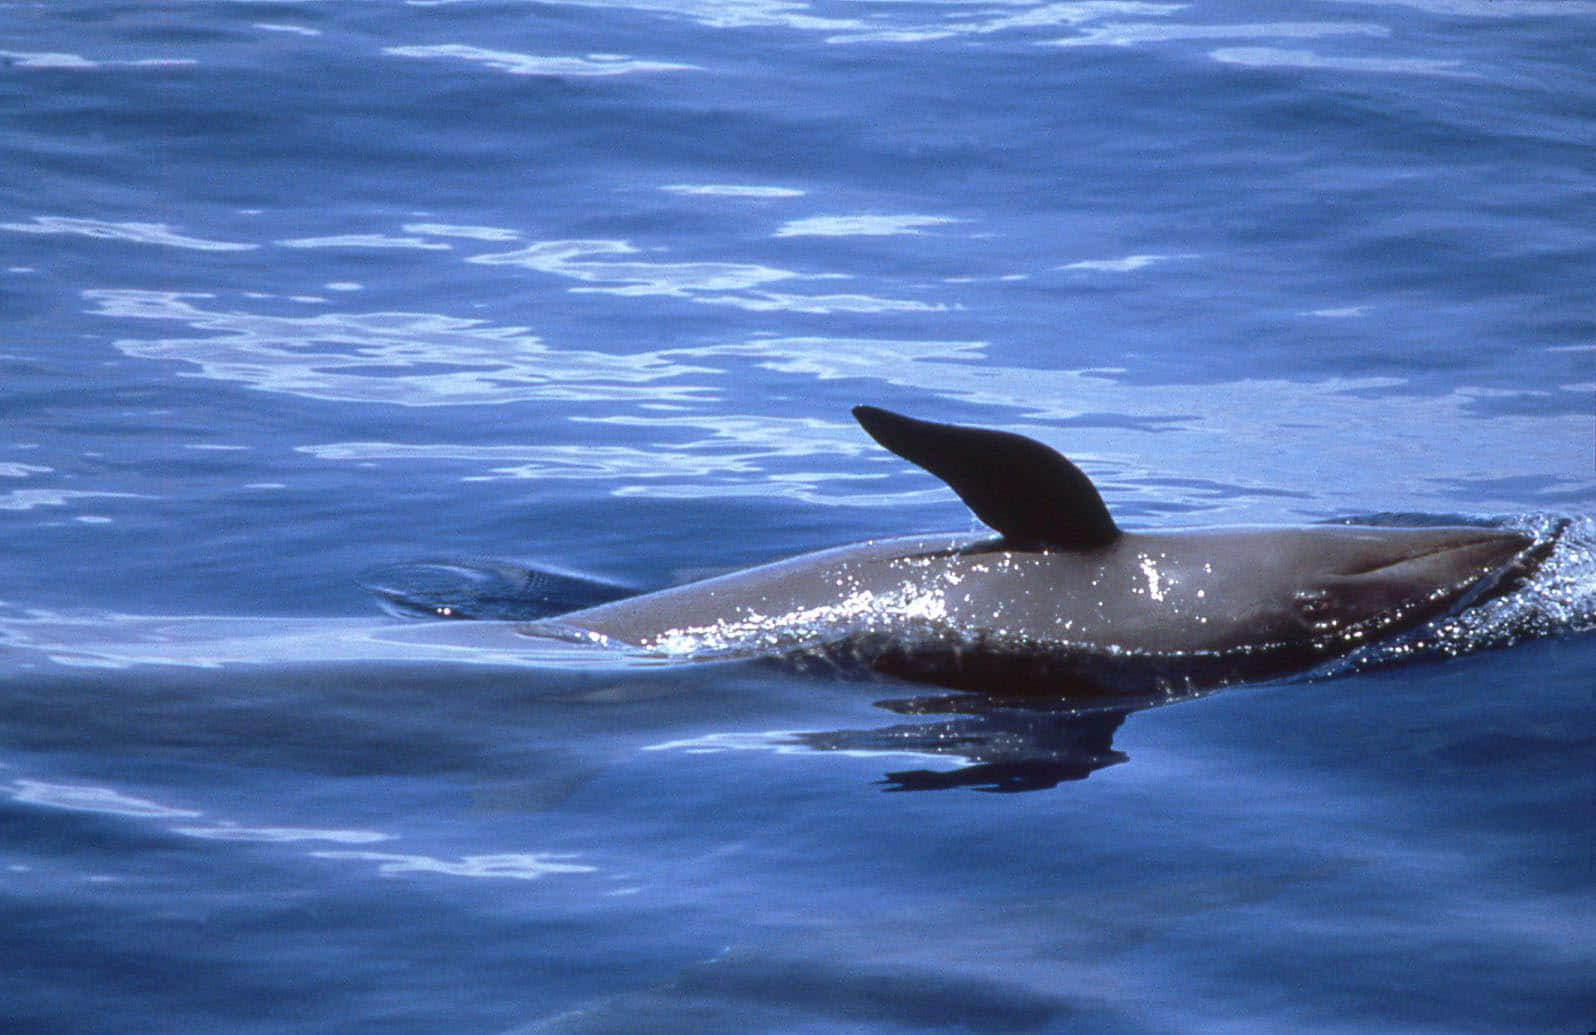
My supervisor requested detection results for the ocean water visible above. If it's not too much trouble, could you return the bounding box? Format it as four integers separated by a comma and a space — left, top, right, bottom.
2, 0, 1594, 1031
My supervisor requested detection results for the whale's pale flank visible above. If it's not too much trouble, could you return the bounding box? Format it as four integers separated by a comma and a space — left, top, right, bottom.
521, 406, 1542, 695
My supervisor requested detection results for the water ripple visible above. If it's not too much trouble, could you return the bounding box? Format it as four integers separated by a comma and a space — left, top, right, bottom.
663, 184, 806, 198
0, 463, 53, 479
173, 824, 393, 845
472, 238, 795, 294
8, 780, 201, 819
305, 410, 943, 502
469, 237, 941, 313
384, 44, 699, 77
79, 284, 1590, 516
0, 50, 196, 70
1325, 0, 1596, 15
775, 215, 960, 238
1047, 21, 1389, 48
0, 489, 146, 512
276, 233, 453, 251
4, 776, 593, 883
252, 23, 321, 37
310, 850, 597, 879
537, 0, 864, 33
400, 222, 523, 242
1058, 253, 1195, 273
1, 217, 256, 252
85, 289, 717, 406
1208, 47, 1476, 78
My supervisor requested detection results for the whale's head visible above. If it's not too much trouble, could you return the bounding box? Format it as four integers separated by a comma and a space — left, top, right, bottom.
1211, 524, 1539, 652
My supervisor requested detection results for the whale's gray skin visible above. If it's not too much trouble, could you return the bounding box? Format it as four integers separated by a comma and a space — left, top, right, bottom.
539, 407, 1540, 695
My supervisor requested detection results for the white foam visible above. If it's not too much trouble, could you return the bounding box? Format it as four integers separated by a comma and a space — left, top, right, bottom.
1329, 515, 1596, 672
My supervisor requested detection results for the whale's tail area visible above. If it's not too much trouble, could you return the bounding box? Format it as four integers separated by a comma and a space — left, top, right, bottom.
359, 561, 636, 621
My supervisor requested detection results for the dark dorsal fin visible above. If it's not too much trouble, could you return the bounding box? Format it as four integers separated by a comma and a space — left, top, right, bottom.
852, 406, 1120, 551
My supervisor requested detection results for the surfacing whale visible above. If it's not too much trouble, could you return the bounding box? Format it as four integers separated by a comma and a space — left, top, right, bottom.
531, 407, 1543, 696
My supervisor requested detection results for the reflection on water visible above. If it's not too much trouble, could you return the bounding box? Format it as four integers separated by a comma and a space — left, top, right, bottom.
382, 45, 699, 78
512, 946, 1081, 1034
87, 289, 717, 407
643, 688, 1191, 793
0, 216, 256, 251
309, 851, 597, 880
470, 237, 948, 314
7, 779, 202, 819
82, 281, 1588, 517
3, 776, 598, 882
172, 824, 392, 845
1207, 47, 1473, 78
797, 696, 1135, 793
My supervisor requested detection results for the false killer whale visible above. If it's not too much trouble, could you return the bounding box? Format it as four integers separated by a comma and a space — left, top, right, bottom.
527, 406, 1542, 696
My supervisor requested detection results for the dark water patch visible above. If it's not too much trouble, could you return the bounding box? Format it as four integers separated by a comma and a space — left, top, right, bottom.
1423, 728, 1596, 768
519, 950, 1118, 1034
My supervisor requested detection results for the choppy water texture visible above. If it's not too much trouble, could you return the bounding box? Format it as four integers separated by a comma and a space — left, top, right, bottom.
2, 1, 1593, 1032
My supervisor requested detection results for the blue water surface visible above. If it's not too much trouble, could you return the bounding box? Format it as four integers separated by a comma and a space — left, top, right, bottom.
2, 1, 1593, 1031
